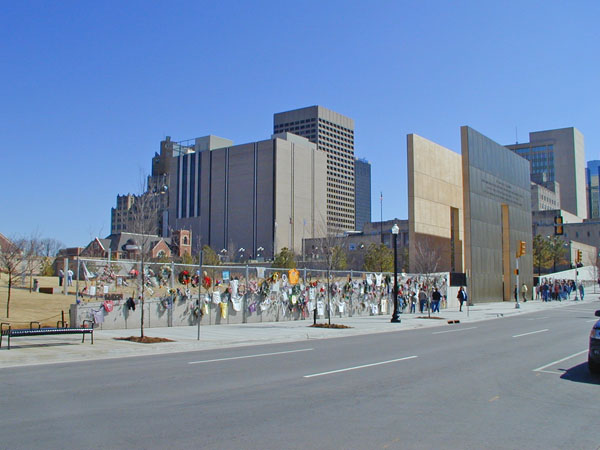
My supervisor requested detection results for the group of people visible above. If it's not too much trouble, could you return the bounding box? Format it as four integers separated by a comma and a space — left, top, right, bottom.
58, 269, 74, 287
513, 279, 585, 303
535, 279, 585, 302
393, 278, 587, 313
397, 286, 447, 314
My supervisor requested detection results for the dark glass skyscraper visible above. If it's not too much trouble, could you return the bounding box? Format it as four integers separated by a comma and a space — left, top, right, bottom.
587, 160, 600, 219
354, 158, 371, 231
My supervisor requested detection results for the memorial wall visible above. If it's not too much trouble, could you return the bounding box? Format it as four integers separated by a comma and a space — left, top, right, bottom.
461, 126, 532, 302
407, 134, 464, 273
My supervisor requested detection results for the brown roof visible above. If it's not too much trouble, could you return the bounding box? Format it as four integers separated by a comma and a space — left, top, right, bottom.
0, 232, 16, 253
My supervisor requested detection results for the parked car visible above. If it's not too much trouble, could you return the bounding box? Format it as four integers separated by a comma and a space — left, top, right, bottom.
589, 310, 600, 374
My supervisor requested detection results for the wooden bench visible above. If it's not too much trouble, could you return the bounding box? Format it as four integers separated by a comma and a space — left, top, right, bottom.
1, 321, 94, 350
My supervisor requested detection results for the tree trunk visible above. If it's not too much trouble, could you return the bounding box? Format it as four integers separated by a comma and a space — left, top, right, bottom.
6, 274, 12, 318
140, 257, 145, 338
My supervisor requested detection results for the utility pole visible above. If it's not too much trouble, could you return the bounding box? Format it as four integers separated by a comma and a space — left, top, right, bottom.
380, 191, 383, 243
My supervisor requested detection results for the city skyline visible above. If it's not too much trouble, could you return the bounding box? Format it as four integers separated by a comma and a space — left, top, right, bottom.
2, 1, 599, 247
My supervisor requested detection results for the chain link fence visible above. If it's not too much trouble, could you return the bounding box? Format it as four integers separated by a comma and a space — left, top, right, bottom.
69, 257, 451, 329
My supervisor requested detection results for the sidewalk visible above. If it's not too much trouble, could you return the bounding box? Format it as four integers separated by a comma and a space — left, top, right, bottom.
1, 296, 598, 368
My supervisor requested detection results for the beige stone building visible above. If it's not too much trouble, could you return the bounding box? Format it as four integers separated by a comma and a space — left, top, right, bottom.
408, 134, 464, 273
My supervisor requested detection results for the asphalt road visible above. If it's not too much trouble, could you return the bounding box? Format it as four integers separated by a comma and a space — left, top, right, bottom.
1, 300, 599, 450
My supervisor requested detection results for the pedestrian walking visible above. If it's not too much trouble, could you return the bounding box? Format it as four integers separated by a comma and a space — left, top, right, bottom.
521, 282, 528, 302
457, 286, 467, 312
431, 287, 441, 313
418, 288, 428, 313
410, 291, 416, 313
58, 269, 64, 287
67, 269, 74, 286
579, 282, 585, 300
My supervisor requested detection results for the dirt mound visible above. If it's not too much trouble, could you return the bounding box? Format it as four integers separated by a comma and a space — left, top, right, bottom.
309, 323, 352, 329
114, 336, 174, 343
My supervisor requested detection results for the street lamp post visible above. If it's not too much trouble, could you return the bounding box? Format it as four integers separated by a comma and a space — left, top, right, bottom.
391, 224, 401, 323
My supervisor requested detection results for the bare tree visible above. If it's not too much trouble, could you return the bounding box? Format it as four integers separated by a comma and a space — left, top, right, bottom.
412, 237, 442, 318
0, 237, 26, 318
311, 223, 348, 325
39, 238, 64, 257
40, 237, 63, 278
128, 172, 166, 338
22, 232, 42, 292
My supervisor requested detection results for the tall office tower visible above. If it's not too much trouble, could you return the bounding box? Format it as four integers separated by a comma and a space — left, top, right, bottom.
586, 160, 600, 219
506, 127, 586, 218
354, 157, 371, 231
274, 106, 355, 232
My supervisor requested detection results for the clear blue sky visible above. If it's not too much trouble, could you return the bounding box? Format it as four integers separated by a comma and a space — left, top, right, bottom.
2, 1, 599, 248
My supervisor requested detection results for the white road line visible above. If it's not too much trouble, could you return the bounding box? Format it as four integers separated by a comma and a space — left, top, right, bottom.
536, 369, 563, 375
527, 317, 548, 320
432, 327, 478, 335
533, 350, 588, 373
586, 319, 598, 323
188, 348, 313, 365
303, 356, 418, 378
512, 329, 549, 338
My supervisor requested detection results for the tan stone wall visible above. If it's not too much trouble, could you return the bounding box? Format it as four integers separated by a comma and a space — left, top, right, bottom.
274, 139, 327, 255
407, 134, 464, 273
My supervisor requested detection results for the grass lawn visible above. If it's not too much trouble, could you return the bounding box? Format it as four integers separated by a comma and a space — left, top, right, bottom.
0, 275, 77, 328
0, 273, 177, 328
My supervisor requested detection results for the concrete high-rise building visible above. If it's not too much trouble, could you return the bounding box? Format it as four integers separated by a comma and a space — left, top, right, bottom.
167, 132, 327, 258
354, 158, 371, 231
586, 160, 600, 219
274, 106, 355, 232
531, 181, 560, 212
506, 127, 586, 218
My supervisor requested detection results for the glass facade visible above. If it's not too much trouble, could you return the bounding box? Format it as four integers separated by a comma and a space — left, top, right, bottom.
587, 160, 600, 219
354, 158, 371, 231
512, 144, 555, 182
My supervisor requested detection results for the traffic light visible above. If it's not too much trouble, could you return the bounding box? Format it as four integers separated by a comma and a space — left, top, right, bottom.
576, 250, 582, 264
517, 240, 526, 257
554, 215, 563, 235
